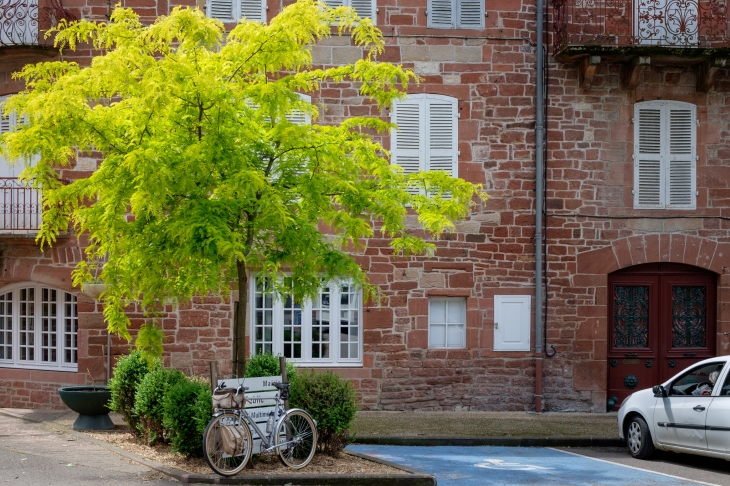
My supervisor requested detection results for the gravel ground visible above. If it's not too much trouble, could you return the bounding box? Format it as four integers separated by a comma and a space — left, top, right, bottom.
352, 411, 618, 438
57, 413, 406, 476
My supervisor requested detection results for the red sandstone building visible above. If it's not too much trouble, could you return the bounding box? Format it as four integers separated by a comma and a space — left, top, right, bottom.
0, 0, 728, 413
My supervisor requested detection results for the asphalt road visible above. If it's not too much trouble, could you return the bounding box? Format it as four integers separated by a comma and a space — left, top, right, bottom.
349, 444, 730, 486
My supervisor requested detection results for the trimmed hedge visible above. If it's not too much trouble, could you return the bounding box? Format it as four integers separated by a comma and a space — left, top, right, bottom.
289, 370, 357, 456
245, 352, 297, 380
162, 376, 212, 456
108, 351, 157, 436
134, 367, 186, 444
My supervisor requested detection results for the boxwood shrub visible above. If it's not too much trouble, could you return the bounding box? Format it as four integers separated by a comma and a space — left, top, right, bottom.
108, 351, 157, 436
134, 367, 186, 444
162, 376, 212, 456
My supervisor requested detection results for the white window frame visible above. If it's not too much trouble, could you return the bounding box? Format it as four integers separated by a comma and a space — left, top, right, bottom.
250, 276, 362, 366
206, 0, 267, 23
324, 0, 377, 23
0, 283, 78, 372
428, 297, 466, 348
391, 93, 459, 192
427, 0, 485, 29
633, 100, 697, 210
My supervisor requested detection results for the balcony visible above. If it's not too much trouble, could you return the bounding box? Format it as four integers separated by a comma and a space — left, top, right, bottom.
0, 178, 41, 233
553, 0, 730, 89
0, 0, 75, 48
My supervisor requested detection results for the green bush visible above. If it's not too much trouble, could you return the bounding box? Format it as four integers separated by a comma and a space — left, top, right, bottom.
289, 370, 356, 456
108, 351, 157, 436
245, 352, 297, 381
134, 368, 186, 444
162, 376, 212, 456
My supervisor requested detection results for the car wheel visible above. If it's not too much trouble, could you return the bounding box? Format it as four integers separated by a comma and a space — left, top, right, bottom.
626, 416, 655, 460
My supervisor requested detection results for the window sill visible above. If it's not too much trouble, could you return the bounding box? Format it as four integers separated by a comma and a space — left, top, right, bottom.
288, 362, 363, 368
0, 363, 78, 372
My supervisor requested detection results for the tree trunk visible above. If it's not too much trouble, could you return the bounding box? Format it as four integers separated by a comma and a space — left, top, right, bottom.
234, 259, 248, 378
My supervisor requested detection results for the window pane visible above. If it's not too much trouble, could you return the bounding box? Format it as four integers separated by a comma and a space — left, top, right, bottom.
430, 299, 446, 324
311, 286, 331, 360
18, 288, 34, 362
447, 299, 465, 324
430, 324, 446, 348
253, 277, 274, 357
0, 292, 11, 361
447, 324, 465, 347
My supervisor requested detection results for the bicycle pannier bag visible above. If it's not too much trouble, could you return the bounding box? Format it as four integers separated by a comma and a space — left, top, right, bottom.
220, 424, 247, 456
213, 388, 245, 410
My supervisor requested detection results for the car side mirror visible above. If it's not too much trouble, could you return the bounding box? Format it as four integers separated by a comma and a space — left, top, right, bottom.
653, 385, 667, 398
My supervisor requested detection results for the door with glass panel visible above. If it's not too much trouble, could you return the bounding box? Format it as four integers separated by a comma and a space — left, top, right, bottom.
608, 263, 716, 410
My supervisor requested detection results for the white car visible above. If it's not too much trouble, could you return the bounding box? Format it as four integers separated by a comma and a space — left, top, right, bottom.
618, 356, 730, 460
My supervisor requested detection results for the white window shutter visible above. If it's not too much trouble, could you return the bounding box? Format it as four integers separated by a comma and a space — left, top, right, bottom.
494, 295, 531, 352
425, 95, 458, 178
350, 0, 375, 21
326, 0, 345, 7
666, 106, 695, 209
240, 0, 266, 22
457, 0, 483, 28
208, 0, 235, 22
634, 106, 663, 209
0, 95, 17, 178
286, 94, 312, 125
428, 0, 454, 28
391, 98, 424, 193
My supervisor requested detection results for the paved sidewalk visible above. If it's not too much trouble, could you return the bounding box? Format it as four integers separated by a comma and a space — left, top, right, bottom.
0, 409, 175, 484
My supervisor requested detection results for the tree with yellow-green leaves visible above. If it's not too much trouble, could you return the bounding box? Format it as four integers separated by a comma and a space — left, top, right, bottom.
1, 1, 487, 376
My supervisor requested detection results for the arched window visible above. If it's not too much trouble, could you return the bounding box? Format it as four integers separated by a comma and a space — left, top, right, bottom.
0, 284, 78, 371
634, 100, 697, 210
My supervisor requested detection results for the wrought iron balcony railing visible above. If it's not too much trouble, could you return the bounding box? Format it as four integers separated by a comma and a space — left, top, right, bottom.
0, 177, 41, 232
0, 0, 75, 47
553, 0, 730, 54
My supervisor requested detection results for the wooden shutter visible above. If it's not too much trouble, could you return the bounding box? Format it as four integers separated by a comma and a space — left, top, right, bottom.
425, 95, 458, 178
427, 0, 454, 28
634, 105, 663, 209
0, 96, 16, 178
391, 98, 424, 194
326, 0, 344, 7
350, 0, 375, 21
634, 101, 696, 210
666, 106, 695, 209
240, 0, 266, 22
208, 0, 235, 22
457, 0, 483, 28
286, 94, 311, 125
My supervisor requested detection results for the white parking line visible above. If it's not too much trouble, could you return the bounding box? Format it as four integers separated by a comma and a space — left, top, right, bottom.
549, 448, 721, 486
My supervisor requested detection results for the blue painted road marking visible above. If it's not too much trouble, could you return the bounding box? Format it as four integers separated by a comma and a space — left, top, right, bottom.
348, 445, 703, 485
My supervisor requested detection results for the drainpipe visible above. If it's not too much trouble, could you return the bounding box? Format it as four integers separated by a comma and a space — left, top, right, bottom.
534, 0, 545, 413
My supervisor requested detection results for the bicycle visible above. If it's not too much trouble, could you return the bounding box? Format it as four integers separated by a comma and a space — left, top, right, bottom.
202, 380, 317, 476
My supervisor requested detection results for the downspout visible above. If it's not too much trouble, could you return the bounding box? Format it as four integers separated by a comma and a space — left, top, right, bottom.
534, 0, 545, 413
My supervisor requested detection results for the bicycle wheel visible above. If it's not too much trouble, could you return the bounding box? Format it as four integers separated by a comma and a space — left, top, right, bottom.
202, 412, 252, 476
276, 410, 317, 468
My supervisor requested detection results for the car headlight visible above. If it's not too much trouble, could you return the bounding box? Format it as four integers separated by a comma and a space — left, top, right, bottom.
619, 394, 632, 409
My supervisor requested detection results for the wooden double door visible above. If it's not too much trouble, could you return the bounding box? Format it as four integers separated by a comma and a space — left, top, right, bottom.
607, 263, 717, 410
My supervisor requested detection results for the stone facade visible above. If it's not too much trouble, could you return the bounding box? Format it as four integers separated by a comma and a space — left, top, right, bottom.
0, 0, 729, 412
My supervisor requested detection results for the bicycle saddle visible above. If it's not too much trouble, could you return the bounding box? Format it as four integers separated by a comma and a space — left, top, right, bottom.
273, 382, 290, 390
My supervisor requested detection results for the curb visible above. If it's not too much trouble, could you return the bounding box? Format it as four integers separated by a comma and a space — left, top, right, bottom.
353, 435, 624, 447
0, 409, 435, 486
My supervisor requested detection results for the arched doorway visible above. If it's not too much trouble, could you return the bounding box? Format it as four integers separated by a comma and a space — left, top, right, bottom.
607, 263, 717, 410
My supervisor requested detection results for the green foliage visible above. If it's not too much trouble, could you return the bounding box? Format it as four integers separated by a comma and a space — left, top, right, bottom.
133, 367, 186, 444
108, 351, 157, 436
2, 2, 487, 361
162, 376, 212, 456
245, 352, 297, 380
289, 370, 357, 455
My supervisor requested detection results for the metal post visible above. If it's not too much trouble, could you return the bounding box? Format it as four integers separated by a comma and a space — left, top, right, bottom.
534, 0, 545, 412
106, 329, 111, 385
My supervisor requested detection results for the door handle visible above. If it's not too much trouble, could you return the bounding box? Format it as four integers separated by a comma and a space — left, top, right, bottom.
693, 405, 706, 412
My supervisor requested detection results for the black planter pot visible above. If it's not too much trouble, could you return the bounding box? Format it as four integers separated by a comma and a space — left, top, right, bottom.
58, 386, 114, 430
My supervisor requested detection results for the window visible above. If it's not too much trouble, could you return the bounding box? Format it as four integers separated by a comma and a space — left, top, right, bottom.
494, 295, 530, 352
207, 0, 266, 23
427, 0, 484, 29
0, 284, 78, 371
428, 298, 465, 348
669, 362, 724, 396
391, 94, 458, 189
251, 277, 361, 365
634, 100, 696, 210
324, 0, 376, 22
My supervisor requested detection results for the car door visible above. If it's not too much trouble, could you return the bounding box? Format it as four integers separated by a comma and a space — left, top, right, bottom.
652, 361, 724, 450
706, 361, 730, 454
